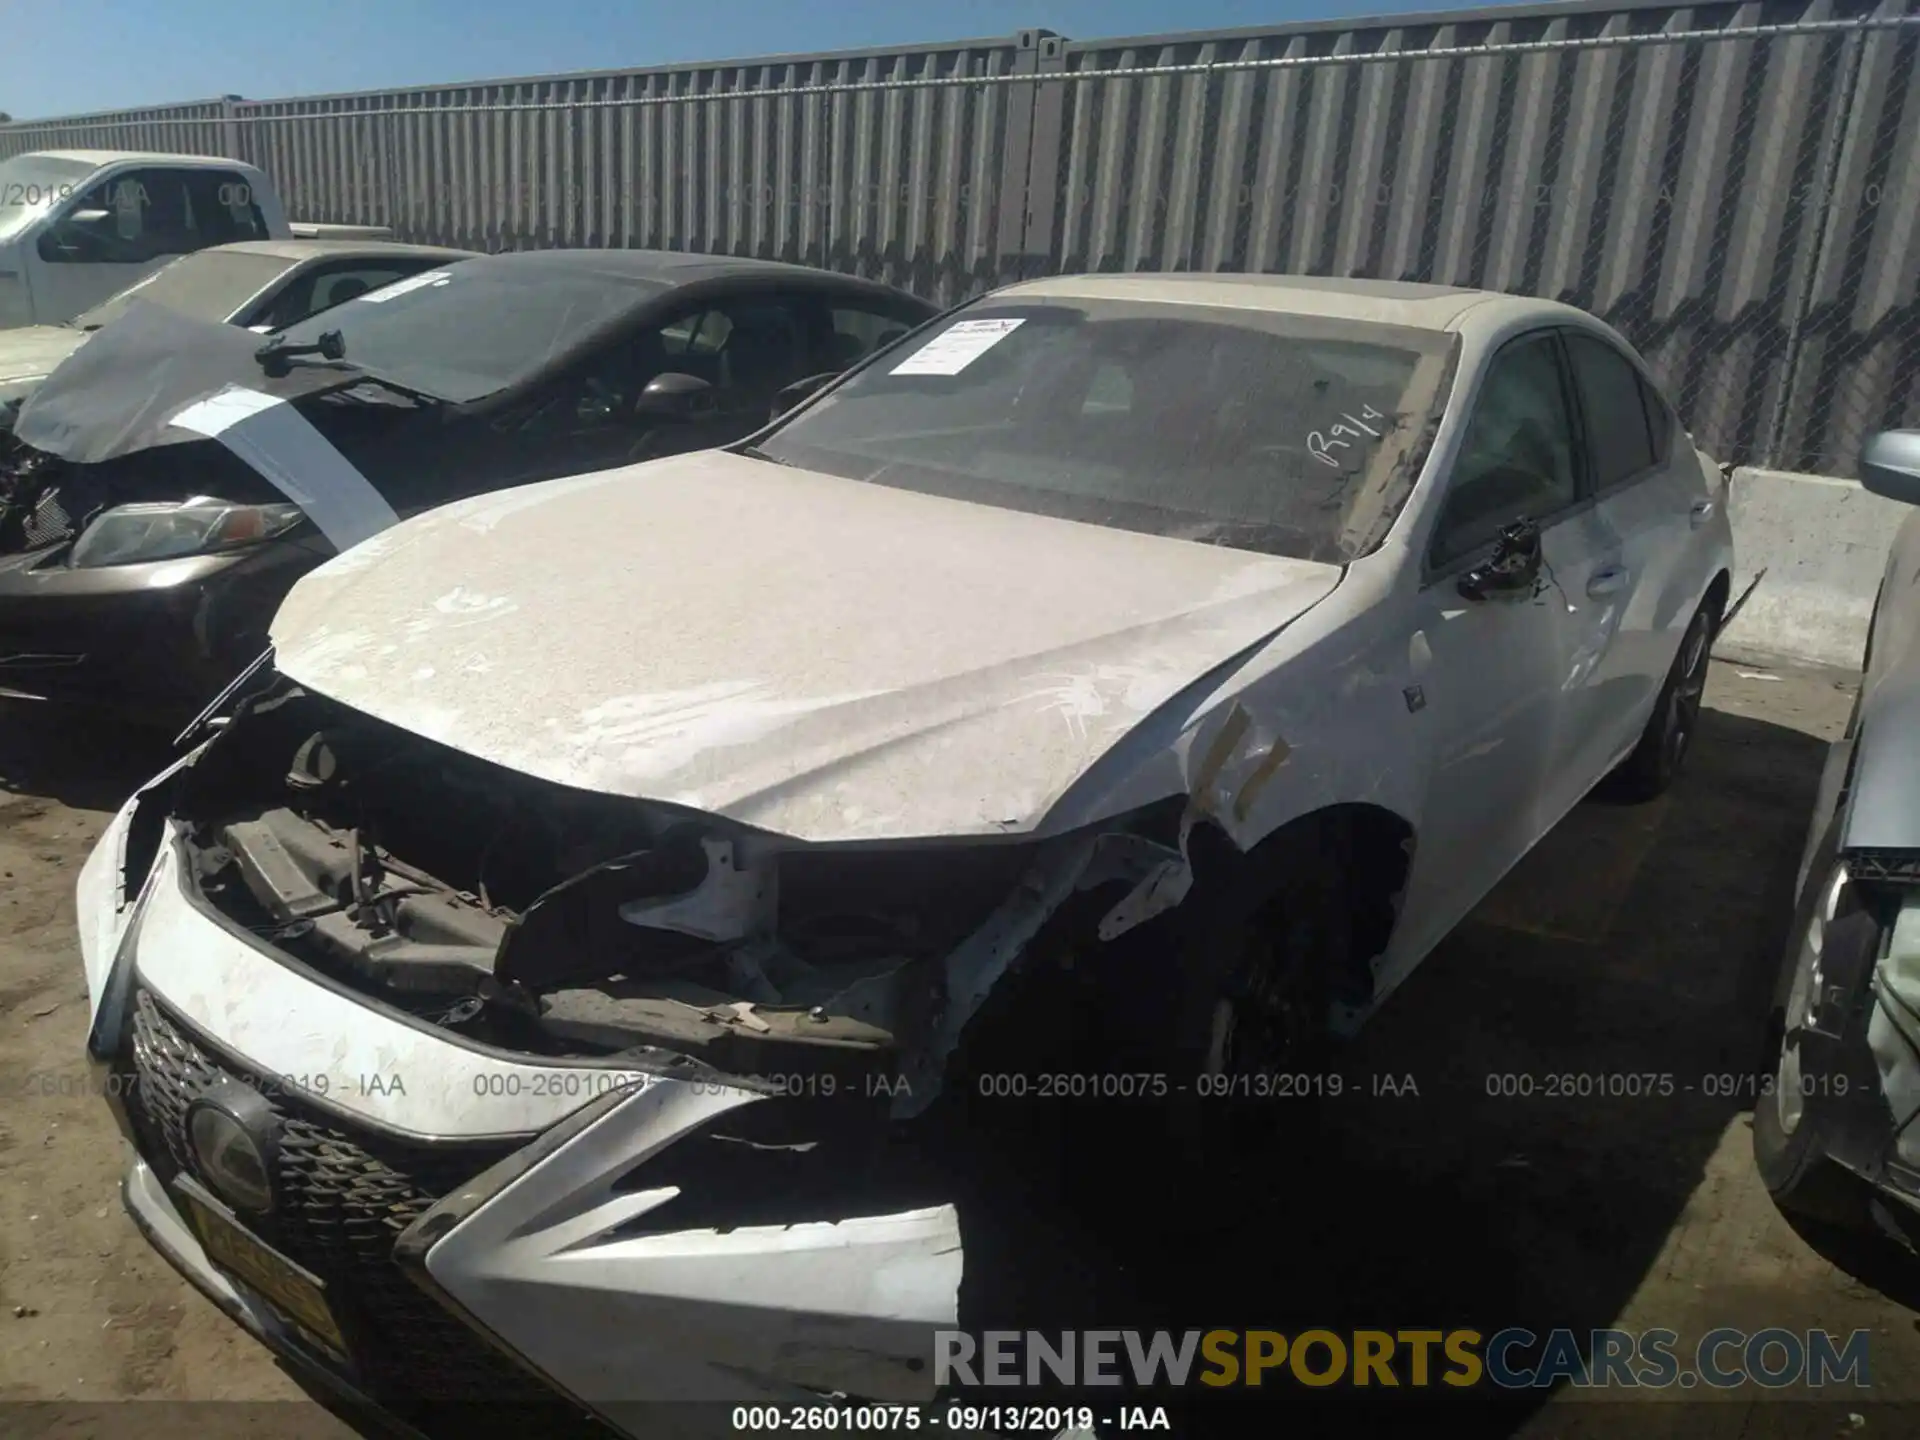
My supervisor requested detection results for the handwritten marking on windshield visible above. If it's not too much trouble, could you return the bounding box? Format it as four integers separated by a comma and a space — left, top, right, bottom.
1307, 405, 1385, 468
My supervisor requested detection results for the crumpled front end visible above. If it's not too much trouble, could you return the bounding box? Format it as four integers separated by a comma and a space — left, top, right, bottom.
76, 664, 1200, 1434
1864, 872, 1920, 1190
1774, 845, 1920, 1225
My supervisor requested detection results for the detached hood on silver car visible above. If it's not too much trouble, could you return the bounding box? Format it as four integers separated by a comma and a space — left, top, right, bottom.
270, 450, 1342, 843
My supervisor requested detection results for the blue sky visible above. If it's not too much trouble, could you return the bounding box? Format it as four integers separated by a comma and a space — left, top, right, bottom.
4, 0, 1491, 120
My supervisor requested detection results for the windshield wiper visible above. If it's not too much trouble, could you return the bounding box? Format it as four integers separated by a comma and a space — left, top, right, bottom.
325, 372, 441, 408
254, 328, 346, 377
736, 443, 793, 467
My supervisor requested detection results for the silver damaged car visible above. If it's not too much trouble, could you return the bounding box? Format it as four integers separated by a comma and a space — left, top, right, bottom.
1756, 428, 1920, 1248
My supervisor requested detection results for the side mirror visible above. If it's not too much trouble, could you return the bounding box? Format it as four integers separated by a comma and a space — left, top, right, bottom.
634, 371, 715, 420
769, 370, 840, 421
1457, 519, 1544, 602
1860, 430, 1920, 507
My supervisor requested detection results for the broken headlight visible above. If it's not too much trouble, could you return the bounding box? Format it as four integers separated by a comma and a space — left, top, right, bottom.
69, 497, 303, 568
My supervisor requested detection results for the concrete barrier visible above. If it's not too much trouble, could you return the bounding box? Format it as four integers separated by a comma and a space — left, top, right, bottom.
1713, 466, 1910, 672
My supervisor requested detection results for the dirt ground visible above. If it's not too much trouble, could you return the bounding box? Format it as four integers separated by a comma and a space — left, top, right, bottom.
3, 658, 1919, 1439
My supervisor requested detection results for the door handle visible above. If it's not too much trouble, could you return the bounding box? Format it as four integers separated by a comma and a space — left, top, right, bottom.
1691, 500, 1716, 527
1587, 565, 1630, 598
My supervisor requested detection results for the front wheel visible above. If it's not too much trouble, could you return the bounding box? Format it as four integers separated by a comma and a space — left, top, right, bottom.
1604, 595, 1717, 801
1753, 864, 1878, 1230
1165, 828, 1352, 1161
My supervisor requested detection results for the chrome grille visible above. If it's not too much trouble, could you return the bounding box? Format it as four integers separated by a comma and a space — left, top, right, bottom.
127, 988, 611, 1433
23, 488, 70, 548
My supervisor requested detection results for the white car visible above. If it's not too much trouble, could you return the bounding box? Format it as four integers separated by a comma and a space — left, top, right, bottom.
76, 275, 1732, 1432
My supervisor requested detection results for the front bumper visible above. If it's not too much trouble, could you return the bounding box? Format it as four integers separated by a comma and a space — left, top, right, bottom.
119, 1157, 433, 1440
0, 540, 310, 716
78, 789, 963, 1438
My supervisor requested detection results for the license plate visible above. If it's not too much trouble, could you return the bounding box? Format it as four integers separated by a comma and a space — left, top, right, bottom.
174, 1176, 350, 1358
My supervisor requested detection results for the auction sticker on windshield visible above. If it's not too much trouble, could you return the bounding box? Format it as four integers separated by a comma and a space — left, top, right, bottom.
357, 269, 454, 303
891, 317, 1024, 375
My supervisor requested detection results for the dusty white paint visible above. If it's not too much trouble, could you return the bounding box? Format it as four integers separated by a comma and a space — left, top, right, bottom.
426, 1077, 962, 1403
88, 274, 1755, 1434
272, 449, 1343, 842
0, 323, 85, 391
251, 285, 1729, 1031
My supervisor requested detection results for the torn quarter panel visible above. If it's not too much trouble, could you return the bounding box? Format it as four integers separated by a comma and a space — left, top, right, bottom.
269, 449, 1344, 843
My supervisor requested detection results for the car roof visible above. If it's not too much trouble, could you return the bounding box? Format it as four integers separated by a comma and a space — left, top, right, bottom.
26, 148, 261, 170
461, 246, 917, 292
213, 239, 479, 263
994, 272, 1574, 332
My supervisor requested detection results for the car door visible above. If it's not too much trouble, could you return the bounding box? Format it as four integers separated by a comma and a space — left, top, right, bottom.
1394, 331, 1619, 950
1566, 329, 1716, 767
26, 165, 267, 325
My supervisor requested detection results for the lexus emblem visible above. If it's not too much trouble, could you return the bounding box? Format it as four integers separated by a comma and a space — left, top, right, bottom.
185, 1080, 280, 1215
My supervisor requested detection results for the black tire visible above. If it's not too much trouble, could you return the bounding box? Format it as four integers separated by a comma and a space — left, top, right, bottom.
1604, 594, 1718, 802
1751, 1074, 1870, 1229
1752, 868, 1877, 1231
1165, 825, 1352, 1161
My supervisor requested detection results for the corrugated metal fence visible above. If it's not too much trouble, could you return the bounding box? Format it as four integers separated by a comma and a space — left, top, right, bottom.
4, 0, 1918, 473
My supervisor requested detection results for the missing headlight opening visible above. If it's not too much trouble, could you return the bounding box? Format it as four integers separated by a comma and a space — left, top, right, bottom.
0, 436, 75, 552
168, 671, 1198, 1118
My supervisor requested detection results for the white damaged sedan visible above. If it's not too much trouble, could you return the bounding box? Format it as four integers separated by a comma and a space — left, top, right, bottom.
76, 274, 1732, 1431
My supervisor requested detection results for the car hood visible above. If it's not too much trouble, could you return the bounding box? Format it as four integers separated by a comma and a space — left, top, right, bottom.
0, 325, 86, 410
269, 450, 1343, 843
11, 301, 361, 464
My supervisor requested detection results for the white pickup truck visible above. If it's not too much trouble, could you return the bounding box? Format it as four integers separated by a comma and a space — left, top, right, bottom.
0, 148, 391, 329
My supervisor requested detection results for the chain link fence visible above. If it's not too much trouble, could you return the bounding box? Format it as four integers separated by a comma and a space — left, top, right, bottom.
3, 2, 1918, 474
1023, 5, 1919, 474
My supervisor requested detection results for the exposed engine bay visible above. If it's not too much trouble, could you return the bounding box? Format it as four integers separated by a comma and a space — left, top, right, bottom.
0, 389, 430, 559
0, 436, 82, 553
164, 670, 1195, 1112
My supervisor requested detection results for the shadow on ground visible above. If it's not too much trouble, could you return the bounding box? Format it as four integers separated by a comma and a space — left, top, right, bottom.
0, 703, 179, 812
945, 701, 1890, 1436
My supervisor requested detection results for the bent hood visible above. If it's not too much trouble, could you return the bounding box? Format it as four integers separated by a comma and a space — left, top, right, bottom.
11, 301, 359, 464
269, 451, 1342, 842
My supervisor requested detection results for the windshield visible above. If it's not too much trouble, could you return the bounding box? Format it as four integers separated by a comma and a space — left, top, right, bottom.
72, 248, 292, 331
753, 298, 1460, 564
272, 259, 669, 402
0, 154, 101, 243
